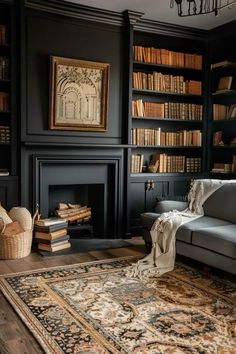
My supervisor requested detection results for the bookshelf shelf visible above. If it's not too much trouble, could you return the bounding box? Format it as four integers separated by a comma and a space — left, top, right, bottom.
212, 145, 236, 149
212, 89, 236, 96
211, 61, 236, 70
132, 145, 201, 149
130, 172, 202, 178
133, 89, 203, 98
133, 61, 202, 73
212, 118, 236, 123
132, 116, 202, 123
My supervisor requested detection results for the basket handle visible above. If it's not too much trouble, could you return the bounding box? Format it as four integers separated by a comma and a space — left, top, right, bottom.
32, 204, 41, 225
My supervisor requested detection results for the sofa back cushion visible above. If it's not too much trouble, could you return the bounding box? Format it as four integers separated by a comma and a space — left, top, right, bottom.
203, 183, 236, 222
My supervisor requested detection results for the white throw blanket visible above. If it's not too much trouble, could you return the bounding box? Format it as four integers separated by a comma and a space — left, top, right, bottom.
126, 179, 236, 279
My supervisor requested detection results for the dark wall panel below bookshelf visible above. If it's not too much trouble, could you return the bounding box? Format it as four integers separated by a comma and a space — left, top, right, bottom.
0, 176, 18, 209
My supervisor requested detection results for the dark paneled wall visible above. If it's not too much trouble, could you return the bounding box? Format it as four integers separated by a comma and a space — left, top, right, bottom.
22, 9, 124, 144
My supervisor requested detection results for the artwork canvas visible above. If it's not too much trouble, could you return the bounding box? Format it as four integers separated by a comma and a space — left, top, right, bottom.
49, 56, 110, 131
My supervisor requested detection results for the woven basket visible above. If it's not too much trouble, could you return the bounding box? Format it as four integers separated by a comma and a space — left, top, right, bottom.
0, 207, 36, 260
0, 229, 33, 259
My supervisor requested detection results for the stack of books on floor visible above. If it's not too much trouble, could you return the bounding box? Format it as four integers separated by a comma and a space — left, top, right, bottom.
34, 217, 70, 252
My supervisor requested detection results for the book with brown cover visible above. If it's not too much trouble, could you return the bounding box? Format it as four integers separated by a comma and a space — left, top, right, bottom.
217, 76, 233, 92
34, 228, 67, 240
37, 240, 71, 252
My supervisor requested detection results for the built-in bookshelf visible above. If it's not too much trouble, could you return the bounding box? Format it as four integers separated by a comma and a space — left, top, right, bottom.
209, 60, 236, 175
0, 11, 10, 175
0, 3, 16, 177
129, 31, 205, 176
0, 2, 18, 208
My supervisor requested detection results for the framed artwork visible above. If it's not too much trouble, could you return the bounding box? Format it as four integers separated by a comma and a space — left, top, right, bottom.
49, 56, 110, 131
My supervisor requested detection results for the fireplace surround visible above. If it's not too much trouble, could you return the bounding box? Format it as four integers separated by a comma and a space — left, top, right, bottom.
32, 155, 123, 238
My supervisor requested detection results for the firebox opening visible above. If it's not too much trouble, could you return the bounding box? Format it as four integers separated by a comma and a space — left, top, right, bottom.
49, 184, 105, 238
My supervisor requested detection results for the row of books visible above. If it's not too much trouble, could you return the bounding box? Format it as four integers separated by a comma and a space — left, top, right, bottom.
133, 71, 202, 95
34, 217, 71, 252
131, 154, 202, 174
153, 153, 200, 173
130, 154, 143, 173
0, 91, 9, 112
186, 157, 202, 173
131, 128, 202, 147
132, 99, 203, 121
212, 104, 236, 120
0, 25, 6, 45
133, 45, 202, 70
0, 56, 9, 80
211, 159, 236, 174
0, 125, 10, 143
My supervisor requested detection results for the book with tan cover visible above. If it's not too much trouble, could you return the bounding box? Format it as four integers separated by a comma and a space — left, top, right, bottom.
217, 76, 233, 91
34, 228, 67, 240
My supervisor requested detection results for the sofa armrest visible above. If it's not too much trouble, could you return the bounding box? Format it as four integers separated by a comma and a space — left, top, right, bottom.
155, 200, 188, 214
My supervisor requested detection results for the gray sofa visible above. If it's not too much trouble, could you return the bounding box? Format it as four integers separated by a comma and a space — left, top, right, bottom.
141, 183, 236, 275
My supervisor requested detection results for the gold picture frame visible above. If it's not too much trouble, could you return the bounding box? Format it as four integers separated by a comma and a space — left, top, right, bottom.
49, 56, 110, 131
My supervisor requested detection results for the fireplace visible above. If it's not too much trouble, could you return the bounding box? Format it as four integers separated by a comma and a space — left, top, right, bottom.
32, 155, 123, 238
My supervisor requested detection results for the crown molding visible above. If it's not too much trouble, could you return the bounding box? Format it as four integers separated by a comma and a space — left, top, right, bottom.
125, 10, 144, 25
24, 0, 124, 27
134, 18, 208, 40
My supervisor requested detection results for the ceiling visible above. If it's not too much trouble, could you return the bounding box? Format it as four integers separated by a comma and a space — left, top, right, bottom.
62, 0, 236, 30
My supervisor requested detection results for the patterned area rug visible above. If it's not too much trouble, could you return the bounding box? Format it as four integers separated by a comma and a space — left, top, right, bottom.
0, 256, 236, 354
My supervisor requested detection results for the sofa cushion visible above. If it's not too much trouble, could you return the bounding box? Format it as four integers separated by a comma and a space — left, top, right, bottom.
203, 183, 236, 223
176, 216, 232, 243
140, 212, 160, 230
192, 225, 236, 259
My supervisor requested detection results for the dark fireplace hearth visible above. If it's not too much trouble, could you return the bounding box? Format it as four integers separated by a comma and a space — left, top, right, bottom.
33, 155, 123, 238
49, 184, 104, 237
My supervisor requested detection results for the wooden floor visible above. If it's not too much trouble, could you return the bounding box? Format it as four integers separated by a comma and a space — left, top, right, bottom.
0, 237, 146, 354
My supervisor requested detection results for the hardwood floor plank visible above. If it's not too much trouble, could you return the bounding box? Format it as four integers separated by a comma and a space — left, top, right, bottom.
0, 293, 44, 354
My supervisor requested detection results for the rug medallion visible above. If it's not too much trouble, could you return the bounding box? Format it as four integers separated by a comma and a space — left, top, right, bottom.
0, 256, 235, 353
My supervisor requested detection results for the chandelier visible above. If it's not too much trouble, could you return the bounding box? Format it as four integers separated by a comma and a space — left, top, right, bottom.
170, 0, 236, 17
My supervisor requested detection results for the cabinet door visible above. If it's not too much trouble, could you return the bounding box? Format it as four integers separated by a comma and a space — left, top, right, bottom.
0, 177, 18, 209
129, 176, 191, 235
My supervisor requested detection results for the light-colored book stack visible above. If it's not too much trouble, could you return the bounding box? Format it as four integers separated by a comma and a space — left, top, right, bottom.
34, 217, 70, 252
